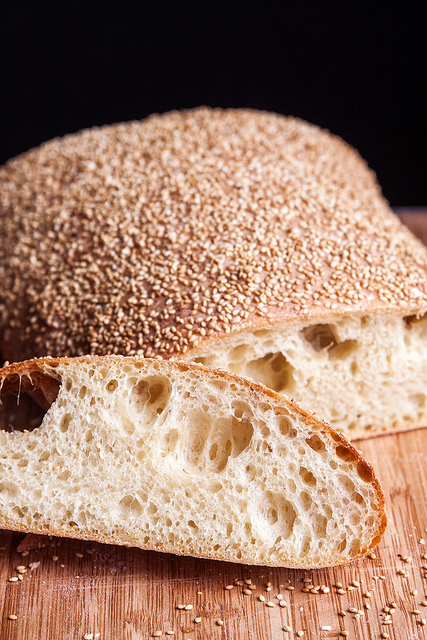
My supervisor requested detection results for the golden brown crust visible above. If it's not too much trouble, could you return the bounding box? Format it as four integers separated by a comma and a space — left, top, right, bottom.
0, 355, 387, 566
0, 108, 426, 363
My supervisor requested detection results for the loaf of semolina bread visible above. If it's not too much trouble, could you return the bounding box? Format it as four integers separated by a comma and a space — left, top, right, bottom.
1, 108, 426, 437
0, 356, 386, 568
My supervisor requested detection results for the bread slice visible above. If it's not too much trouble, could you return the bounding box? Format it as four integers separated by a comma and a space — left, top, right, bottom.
1, 108, 426, 437
0, 356, 386, 568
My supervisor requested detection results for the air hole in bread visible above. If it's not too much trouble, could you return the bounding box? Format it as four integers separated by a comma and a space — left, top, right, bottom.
231, 400, 253, 420
335, 445, 357, 463
328, 340, 358, 360
305, 434, 326, 453
276, 414, 292, 436
161, 429, 179, 456
188, 520, 198, 530
300, 491, 312, 510
119, 495, 144, 516
315, 514, 327, 538
106, 380, 118, 392
356, 461, 374, 483
0, 481, 18, 498
79, 386, 87, 399
246, 352, 295, 393
263, 491, 296, 538
0, 392, 46, 434
301, 324, 337, 352
130, 376, 171, 417
299, 467, 317, 487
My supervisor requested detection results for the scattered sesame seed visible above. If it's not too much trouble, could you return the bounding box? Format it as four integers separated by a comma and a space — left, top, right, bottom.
152, 632, 162, 638
337, 588, 346, 595
334, 582, 344, 589
411, 589, 418, 596
8, 577, 18, 582
296, 631, 304, 637
216, 619, 224, 626
381, 633, 390, 639
338, 610, 346, 617
84, 634, 94, 640
258, 595, 265, 602
364, 603, 371, 611
75, 553, 84, 558
421, 600, 427, 607
283, 626, 291, 633
347, 607, 358, 614
52, 556, 59, 562
20, 551, 29, 557
368, 552, 377, 560
340, 632, 349, 638
277, 594, 283, 600
8, 614, 17, 620
279, 600, 287, 608
287, 586, 295, 591
184, 605, 193, 611
244, 579, 252, 585
59, 564, 65, 568
194, 617, 202, 623
266, 602, 275, 608
165, 633, 175, 636
411, 610, 421, 615
243, 589, 252, 596
224, 585, 234, 590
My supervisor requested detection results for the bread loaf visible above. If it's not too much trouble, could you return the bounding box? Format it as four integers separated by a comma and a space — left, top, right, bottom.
0, 356, 386, 568
1, 108, 426, 437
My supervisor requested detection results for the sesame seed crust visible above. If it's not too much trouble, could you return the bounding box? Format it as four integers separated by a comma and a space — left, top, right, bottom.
1, 107, 426, 362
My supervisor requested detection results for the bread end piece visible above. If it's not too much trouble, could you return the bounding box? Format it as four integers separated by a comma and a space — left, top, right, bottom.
0, 356, 386, 568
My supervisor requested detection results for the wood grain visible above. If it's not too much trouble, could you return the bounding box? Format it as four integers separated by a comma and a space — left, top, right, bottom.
0, 211, 426, 640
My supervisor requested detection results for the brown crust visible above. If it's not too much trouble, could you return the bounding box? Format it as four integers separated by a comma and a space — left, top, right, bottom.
0, 108, 426, 363
0, 355, 387, 567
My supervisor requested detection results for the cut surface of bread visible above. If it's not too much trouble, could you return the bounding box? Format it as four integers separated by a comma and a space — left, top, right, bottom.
0, 356, 386, 568
190, 313, 427, 438
1, 107, 426, 436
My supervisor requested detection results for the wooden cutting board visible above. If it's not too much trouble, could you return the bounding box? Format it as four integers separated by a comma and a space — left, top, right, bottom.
1, 211, 426, 640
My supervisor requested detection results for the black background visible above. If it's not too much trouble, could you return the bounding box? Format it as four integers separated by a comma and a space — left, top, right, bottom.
0, 1, 425, 205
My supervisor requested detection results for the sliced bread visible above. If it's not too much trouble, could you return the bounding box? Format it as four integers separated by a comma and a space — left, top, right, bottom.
0, 356, 386, 568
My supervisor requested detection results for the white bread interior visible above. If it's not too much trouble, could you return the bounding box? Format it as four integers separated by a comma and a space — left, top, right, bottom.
190, 312, 427, 438
0, 356, 386, 568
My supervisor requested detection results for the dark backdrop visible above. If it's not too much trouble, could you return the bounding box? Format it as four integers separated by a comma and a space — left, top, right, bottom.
0, 1, 425, 205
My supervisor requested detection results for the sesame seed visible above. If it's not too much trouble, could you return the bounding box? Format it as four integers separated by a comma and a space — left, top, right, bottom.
243, 589, 252, 596
266, 602, 275, 608
224, 585, 234, 590
279, 600, 287, 608
347, 607, 358, 614
216, 619, 224, 626
244, 579, 252, 585
75, 553, 84, 558
152, 633, 162, 638
340, 632, 349, 638
411, 610, 421, 615
367, 552, 377, 560
184, 605, 193, 611
337, 588, 346, 595
421, 600, 427, 607
258, 595, 265, 602
296, 632, 304, 637
287, 586, 295, 591
165, 633, 175, 636
8, 577, 18, 582
194, 617, 202, 623
283, 626, 291, 633
350, 580, 360, 587
84, 635, 94, 640
52, 556, 59, 562
8, 614, 18, 620
20, 551, 29, 557
338, 610, 346, 617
